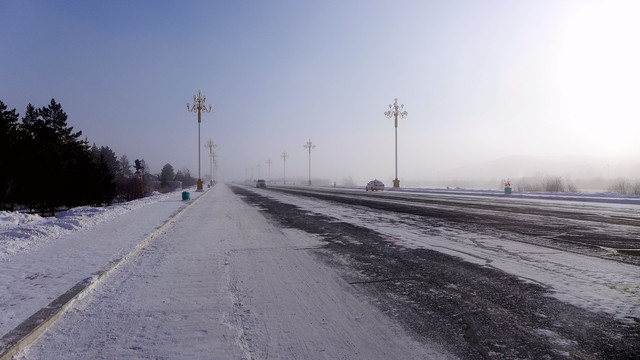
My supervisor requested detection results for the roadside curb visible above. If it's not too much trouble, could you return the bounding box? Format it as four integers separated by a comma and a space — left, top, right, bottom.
0, 188, 212, 359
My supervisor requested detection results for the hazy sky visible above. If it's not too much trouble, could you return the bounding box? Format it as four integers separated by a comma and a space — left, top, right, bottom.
2, 0, 639, 184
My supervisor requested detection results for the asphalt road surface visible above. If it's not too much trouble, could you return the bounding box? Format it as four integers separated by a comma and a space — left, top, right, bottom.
231, 185, 640, 360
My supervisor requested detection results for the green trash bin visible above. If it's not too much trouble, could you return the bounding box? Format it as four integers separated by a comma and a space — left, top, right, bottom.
182, 191, 191, 200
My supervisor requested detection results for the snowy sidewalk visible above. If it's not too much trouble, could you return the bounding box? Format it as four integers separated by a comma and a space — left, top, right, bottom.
0, 189, 206, 357
14, 184, 453, 359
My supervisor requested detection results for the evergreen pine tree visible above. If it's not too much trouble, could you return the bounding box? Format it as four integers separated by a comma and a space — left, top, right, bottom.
0, 101, 22, 209
2, 99, 144, 210
19, 103, 42, 212
99, 146, 120, 178
39, 99, 82, 145
90, 145, 119, 205
21, 103, 38, 129
119, 154, 133, 178
160, 163, 175, 189
21, 99, 93, 214
95, 153, 117, 205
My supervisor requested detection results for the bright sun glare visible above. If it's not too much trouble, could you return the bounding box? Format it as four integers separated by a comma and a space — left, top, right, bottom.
556, 1, 640, 156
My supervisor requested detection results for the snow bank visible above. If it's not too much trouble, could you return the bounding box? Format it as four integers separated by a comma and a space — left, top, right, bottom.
0, 211, 45, 230
0, 190, 191, 262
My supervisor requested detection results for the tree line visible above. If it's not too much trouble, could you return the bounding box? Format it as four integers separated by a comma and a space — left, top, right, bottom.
0, 99, 195, 215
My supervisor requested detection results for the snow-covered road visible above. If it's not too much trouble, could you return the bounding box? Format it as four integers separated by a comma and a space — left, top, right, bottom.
12, 185, 453, 359
256, 187, 640, 323
4, 183, 639, 359
229, 185, 640, 358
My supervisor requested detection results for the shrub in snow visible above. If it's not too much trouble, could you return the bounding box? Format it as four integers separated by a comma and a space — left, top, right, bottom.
514, 175, 578, 193
608, 178, 640, 195
542, 176, 565, 192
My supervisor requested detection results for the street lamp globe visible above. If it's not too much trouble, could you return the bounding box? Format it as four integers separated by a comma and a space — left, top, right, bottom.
187, 90, 213, 191
384, 98, 408, 188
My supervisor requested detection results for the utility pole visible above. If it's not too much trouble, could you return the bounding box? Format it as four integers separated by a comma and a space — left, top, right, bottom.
266, 159, 272, 183
281, 152, 288, 184
384, 98, 408, 188
204, 138, 217, 185
304, 139, 316, 185
187, 90, 212, 191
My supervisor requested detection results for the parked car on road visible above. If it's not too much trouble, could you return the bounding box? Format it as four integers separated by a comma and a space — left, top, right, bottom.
365, 179, 385, 191
256, 179, 267, 188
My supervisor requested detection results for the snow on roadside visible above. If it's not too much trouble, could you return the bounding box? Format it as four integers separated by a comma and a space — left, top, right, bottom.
0, 211, 44, 228
0, 190, 191, 262
1, 188, 201, 339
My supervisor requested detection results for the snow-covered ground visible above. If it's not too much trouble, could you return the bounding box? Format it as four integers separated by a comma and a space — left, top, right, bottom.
256, 186, 640, 323
6, 185, 453, 359
0, 191, 191, 262
1, 184, 638, 358
0, 189, 200, 341
318, 184, 640, 205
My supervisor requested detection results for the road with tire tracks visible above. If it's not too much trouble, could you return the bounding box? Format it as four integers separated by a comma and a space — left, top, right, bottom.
232, 184, 640, 360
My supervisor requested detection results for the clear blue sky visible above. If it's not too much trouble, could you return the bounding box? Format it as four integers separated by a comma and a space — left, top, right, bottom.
2, 0, 639, 185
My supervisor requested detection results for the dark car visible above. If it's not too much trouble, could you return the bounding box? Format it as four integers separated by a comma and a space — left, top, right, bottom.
256, 179, 267, 188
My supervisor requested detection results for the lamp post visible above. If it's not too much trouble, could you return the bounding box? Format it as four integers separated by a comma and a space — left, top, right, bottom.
266, 159, 272, 183
384, 98, 408, 188
304, 139, 316, 185
187, 90, 212, 191
281, 152, 288, 184
205, 138, 217, 186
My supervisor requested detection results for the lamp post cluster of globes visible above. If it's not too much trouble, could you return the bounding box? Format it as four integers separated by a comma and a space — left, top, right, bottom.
266, 97, 407, 188
188, 91, 407, 189
266, 138, 315, 186
187, 90, 214, 192
385, 98, 408, 188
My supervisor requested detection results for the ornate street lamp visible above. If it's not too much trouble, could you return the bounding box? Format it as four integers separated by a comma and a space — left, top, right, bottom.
281, 152, 288, 184
304, 139, 316, 185
187, 90, 212, 191
266, 159, 272, 183
205, 138, 217, 186
384, 98, 408, 188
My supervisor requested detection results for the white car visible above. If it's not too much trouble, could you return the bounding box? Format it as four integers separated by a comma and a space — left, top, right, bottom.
365, 179, 385, 191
